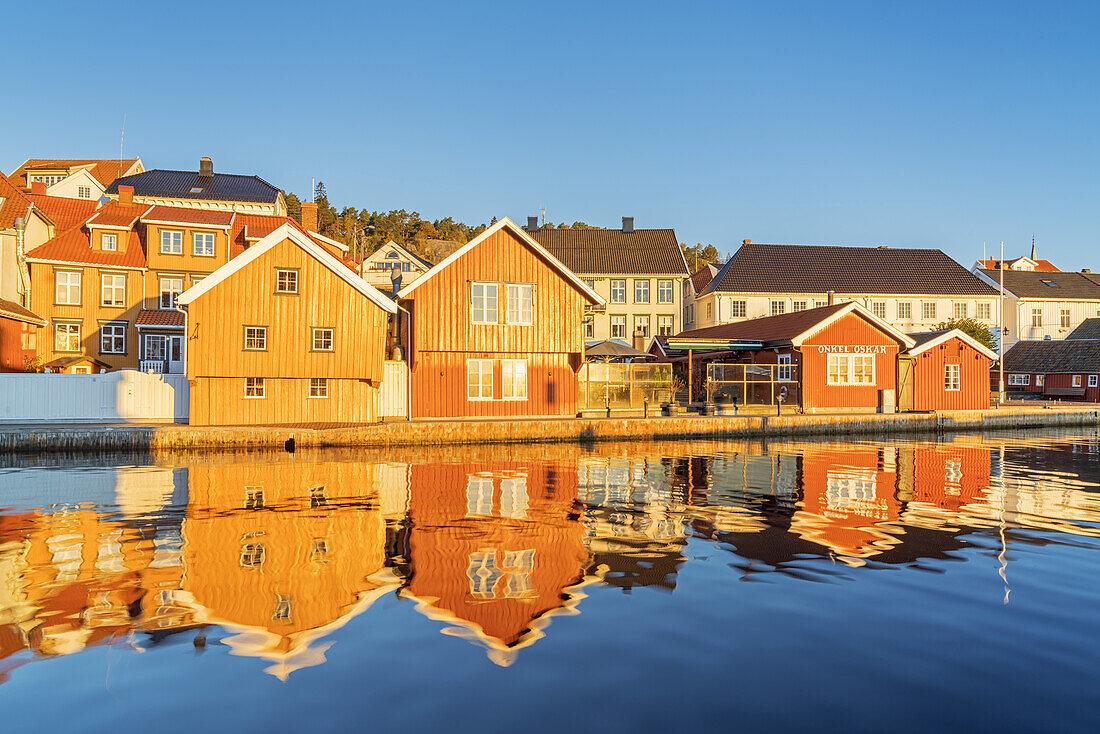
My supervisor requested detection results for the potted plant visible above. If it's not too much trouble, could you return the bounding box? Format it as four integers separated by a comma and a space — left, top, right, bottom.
667, 375, 686, 415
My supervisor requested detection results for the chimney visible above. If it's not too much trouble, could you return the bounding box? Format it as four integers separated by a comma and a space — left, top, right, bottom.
633, 327, 646, 351
743, 239, 751, 245
827, 290, 835, 306
199, 156, 214, 177
527, 215, 539, 232
622, 216, 634, 234
118, 185, 134, 206
301, 202, 318, 232
390, 266, 403, 294
30, 181, 46, 195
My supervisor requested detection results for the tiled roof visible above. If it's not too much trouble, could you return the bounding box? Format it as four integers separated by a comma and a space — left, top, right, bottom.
0, 297, 45, 326
86, 201, 152, 228
907, 330, 951, 348
689, 263, 720, 293
231, 213, 342, 260
1066, 318, 1100, 340
1003, 339, 1100, 374
142, 205, 235, 227
978, 269, 1100, 299
10, 159, 140, 188
44, 355, 111, 369
673, 302, 852, 345
106, 169, 281, 203
704, 243, 998, 297
976, 257, 1060, 272
529, 227, 688, 276
25, 194, 99, 233
0, 171, 32, 228
26, 225, 146, 269
135, 310, 185, 327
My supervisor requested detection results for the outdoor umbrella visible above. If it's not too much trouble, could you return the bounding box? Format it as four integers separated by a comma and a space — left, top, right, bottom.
584, 339, 655, 362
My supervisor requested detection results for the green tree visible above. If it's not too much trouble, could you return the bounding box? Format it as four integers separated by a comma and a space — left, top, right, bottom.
285, 192, 302, 224
682, 243, 722, 271
933, 317, 998, 352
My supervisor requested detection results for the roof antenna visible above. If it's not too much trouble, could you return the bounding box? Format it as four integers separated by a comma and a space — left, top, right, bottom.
119, 113, 126, 171
983, 241, 987, 261
540, 206, 546, 226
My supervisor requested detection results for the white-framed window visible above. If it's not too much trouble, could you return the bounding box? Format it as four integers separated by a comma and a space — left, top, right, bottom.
634, 280, 650, 304
77, 185, 91, 199
1008, 374, 1030, 386
309, 378, 329, 398
467, 359, 493, 400
99, 322, 126, 354
312, 328, 333, 351
1031, 308, 1042, 327
1061, 309, 1071, 328
610, 279, 626, 304
32, 174, 64, 186
101, 273, 125, 307
898, 302, 912, 320
583, 279, 595, 291
506, 284, 533, 324
159, 277, 183, 308
778, 353, 792, 381
657, 280, 674, 304
730, 300, 747, 318
55, 270, 81, 305
657, 315, 674, 335
706, 302, 713, 320
793, 300, 808, 312
584, 318, 594, 340
101, 233, 117, 251
872, 302, 886, 319
1036, 374, 1044, 387
244, 326, 267, 350
275, 269, 298, 293
610, 315, 626, 340
190, 275, 204, 289
944, 364, 961, 391
954, 302, 968, 319
160, 230, 183, 254
634, 315, 650, 338
144, 334, 166, 361
923, 302, 937, 320
502, 359, 527, 400
1073, 375, 1082, 387
827, 354, 875, 385
245, 377, 265, 398
815, 300, 828, 309
472, 282, 499, 324
193, 232, 215, 257
1090, 375, 1098, 388
55, 322, 80, 352
770, 300, 785, 316
976, 302, 991, 320
466, 475, 494, 516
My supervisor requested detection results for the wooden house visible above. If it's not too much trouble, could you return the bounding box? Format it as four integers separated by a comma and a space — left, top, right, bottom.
178, 224, 396, 425
395, 217, 603, 419
899, 329, 997, 411
1001, 330, 1100, 402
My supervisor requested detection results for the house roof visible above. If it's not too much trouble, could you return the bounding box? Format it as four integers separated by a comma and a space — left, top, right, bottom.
86, 201, 153, 229
905, 329, 998, 360
135, 309, 185, 327
25, 194, 99, 233
1002, 339, 1100, 374
105, 169, 281, 204
367, 240, 433, 269
10, 159, 140, 188
702, 243, 998, 297
689, 263, 721, 294
44, 355, 112, 369
26, 224, 146, 269
528, 227, 688, 276
976, 269, 1100, 299
1066, 318, 1100, 340
231, 213, 344, 260
141, 205, 235, 228
0, 171, 33, 228
0, 297, 45, 326
976, 256, 1059, 272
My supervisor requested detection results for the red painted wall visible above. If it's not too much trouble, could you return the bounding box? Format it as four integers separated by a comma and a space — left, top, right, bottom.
1040, 373, 1100, 401
911, 337, 992, 410
0, 317, 37, 373
799, 313, 903, 411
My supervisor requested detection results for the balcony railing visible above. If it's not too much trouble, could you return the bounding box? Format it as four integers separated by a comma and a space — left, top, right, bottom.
140, 360, 166, 374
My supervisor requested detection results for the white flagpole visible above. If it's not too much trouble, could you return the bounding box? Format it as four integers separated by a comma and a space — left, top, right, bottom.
999, 240, 1005, 404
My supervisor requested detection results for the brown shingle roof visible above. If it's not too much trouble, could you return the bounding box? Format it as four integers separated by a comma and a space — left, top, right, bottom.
1066, 318, 1100, 340
529, 227, 688, 276
978, 269, 1100, 299
689, 263, 721, 293
26, 225, 146, 269
1002, 340, 1100, 374
673, 302, 852, 345
25, 194, 99, 233
10, 159, 140, 188
135, 310, 185, 327
0, 297, 45, 326
704, 243, 998, 297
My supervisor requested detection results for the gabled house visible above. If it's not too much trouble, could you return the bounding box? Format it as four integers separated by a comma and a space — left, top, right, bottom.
972, 268, 1100, 348
684, 261, 722, 330
0, 172, 56, 369
9, 158, 144, 202
104, 157, 286, 215
901, 330, 997, 411
178, 224, 396, 425
395, 217, 603, 419
359, 240, 432, 290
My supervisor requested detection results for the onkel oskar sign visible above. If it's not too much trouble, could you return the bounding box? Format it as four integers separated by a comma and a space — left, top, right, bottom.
814, 345, 892, 354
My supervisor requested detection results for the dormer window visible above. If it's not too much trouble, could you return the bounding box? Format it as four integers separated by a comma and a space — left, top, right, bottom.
78, 186, 91, 199
101, 233, 117, 251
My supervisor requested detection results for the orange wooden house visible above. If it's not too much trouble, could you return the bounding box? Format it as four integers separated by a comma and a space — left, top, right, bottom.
900, 329, 997, 411
394, 217, 603, 419
177, 224, 396, 425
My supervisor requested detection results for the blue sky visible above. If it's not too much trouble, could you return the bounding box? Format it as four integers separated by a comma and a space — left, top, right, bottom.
5, 1, 1098, 267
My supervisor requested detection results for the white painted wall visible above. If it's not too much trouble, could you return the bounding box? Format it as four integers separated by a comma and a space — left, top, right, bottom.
0, 370, 188, 423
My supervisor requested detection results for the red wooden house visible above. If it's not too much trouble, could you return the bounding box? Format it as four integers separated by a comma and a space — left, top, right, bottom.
1001, 332, 1100, 402
395, 218, 603, 419
901, 329, 997, 410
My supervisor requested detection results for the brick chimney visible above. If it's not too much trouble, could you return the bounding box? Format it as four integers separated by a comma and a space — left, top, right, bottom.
199, 156, 214, 177
622, 216, 634, 234
118, 185, 134, 206
301, 202, 318, 232
527, 215, 539, 232
30, 181, 46, 195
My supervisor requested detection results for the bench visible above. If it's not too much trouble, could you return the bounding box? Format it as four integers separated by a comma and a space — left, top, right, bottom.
1044, 387, 1087, 398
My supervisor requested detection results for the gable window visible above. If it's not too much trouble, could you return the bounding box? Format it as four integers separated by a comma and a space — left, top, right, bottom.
634, 280, 650, 304
245, 377, 265, 398
502, 359, 527, 400
730, 300, 747, 318
610, 315, 626, 340
1073, 375, 1082, 388
944, 364, 961, 391
275, 269, 298, 294
657, 315, 674, 335
506, 284, 533, 324
610, 280, 626, 304
1090, 375, 1098, 388
160, 230, 183, 255
193, 232, 215, 257
793, 300, 808, 312
55, 270, 81, 305
778, 353, 793, 381
1031, 308, 1042, 327
312, 328, 334, 351
467, 359, 493, 400
898, 302, 912, 320
827, 354, 875, 385
1008, 374, 1030, 386
872, 302, 886, 319
159, 277, 183, 308
634, 315, 650, 338
78, 185, 91, 199
770, 300, 785, 316
953, 302, 968, 319
976, 302, 991, 320
55, 322, 80, 352
1061, 309, 1071, 329
101, 233, 117, 251
100, 322, 126, 354
244, 326, 267, 350
658, 279, 674, 304
309, 378, 329, 398
922, 302, 937, 320
101, 273, 125, 307
471, 282, 499, 324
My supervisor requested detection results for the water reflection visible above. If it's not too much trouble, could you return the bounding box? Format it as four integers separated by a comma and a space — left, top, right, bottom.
0, 432, 1098, 683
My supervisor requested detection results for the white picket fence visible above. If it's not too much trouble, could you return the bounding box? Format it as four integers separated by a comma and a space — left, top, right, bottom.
0, 370, 189, 423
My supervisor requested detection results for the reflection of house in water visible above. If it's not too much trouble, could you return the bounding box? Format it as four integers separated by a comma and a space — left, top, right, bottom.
403, 462, 589, 666
182, 459, 401, 680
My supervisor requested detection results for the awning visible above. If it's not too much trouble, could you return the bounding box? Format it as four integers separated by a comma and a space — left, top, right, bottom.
584, 339, 654, 361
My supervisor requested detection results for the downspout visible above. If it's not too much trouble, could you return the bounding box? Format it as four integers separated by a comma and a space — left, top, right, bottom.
14, 217, 30, 305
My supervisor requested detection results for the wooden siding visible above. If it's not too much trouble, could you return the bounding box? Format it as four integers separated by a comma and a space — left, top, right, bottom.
144, 224, 231, 273
1037, 372, 1100, 402
910, 337, 992, 410
0, 317, 37, 372
799, 312, 903, 410
189, 377, 379, 425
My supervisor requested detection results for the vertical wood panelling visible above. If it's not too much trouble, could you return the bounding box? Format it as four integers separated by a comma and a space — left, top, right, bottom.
911, 338, 992, 410
190, 377, 378, 425
800, 314, 903, 410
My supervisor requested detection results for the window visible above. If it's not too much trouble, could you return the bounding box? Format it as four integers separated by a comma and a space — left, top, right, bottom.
898, 302, 912, 320
190, 275, 204, 289
1073, 375, 1082, 387
1040, 279, 1058, 287
610, 280, 626, 304
954, 302, 968, 319
657, 315, 674, 335
100, 323, 126, 354
583, 279, 595, 290
706, 302, 713, 321
275, 269, 298, 294
1031, 308, 1042, 327
657, 280, 674, 304
793, 301, 808, 312
55, 271, 81, 305
502, 360, 527, 400
1008, 374, 1030, 386
467, 359, 493, 400
770, 300, 785, 316
101, 233, 117, 251
634, 280, 650, 304
309, 378, 329, 398
610, 315, 626, 340
193, 232, 215, 257
584, 318, 594, 340
160, 230, 183, 254
944, 364, 961, 391
273, 595, 292, 622
144, 334, 166, 361
976, 302, 991, 320
312, 328, 333, 351
730, 300, 747, 318
78, 185, 91, 199
827, 354, 875, 385
1090, 375, 1098, 388
99, 273, 125, 307
506, 284, 533, 324
159, 277, 183, 308
1061, 309, 1071, 329
245, 377, 265, 397
240, 543, 265, 568
244, 326, 267, 350
872, 302, 886, 319
778, 354, 792, 381
634, 315, 650, 338
1036, 374, 1044, 387
55, 322, 80, 352
471, 282, 499, 323
815, 300, 828, 309
922, 302, 937, 320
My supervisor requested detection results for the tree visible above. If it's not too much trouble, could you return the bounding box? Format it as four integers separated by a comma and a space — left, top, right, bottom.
285, 192, 302, 224
933, 317, 998, 352
682, 243, 722, 272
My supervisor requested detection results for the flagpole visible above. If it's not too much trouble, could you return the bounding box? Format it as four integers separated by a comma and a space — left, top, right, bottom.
998, 240, 1005, 405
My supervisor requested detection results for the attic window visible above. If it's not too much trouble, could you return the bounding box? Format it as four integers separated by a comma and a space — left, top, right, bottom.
386, 251, 399, 258
1040, 279, 1058, 287
190, 187, 203, 193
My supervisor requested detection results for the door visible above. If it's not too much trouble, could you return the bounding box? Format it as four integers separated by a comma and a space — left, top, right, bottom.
168, 336, 184, 374
381, 361, 409, 418
898, 356, 914, 411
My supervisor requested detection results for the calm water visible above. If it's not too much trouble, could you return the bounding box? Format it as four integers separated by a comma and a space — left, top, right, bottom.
1, 432, 1099, 733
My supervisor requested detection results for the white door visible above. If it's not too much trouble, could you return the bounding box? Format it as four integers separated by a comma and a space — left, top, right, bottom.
381, 361, 408, 418
168, 335, 184, 374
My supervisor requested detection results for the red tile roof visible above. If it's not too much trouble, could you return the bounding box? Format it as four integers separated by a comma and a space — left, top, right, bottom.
86, 201, 152, 228
976, 257, 1060, 272
135, 310, 185, 327
26, 225, 146, 269
25, 194, 99, 233
10, 159, 140, 188
142, 205, 235, 227
689, 263, 721, 293
0, 171, 33, 228
673, 302, 852, 345
0, 298, 45, 326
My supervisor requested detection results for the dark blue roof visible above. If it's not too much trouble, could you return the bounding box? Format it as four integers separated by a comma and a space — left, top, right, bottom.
105, 169, 282, 204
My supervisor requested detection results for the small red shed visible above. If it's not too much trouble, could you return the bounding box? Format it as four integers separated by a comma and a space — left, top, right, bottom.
900, 330, 997, 411
0, 298, 45, 372
1001, 338, 1100, 402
